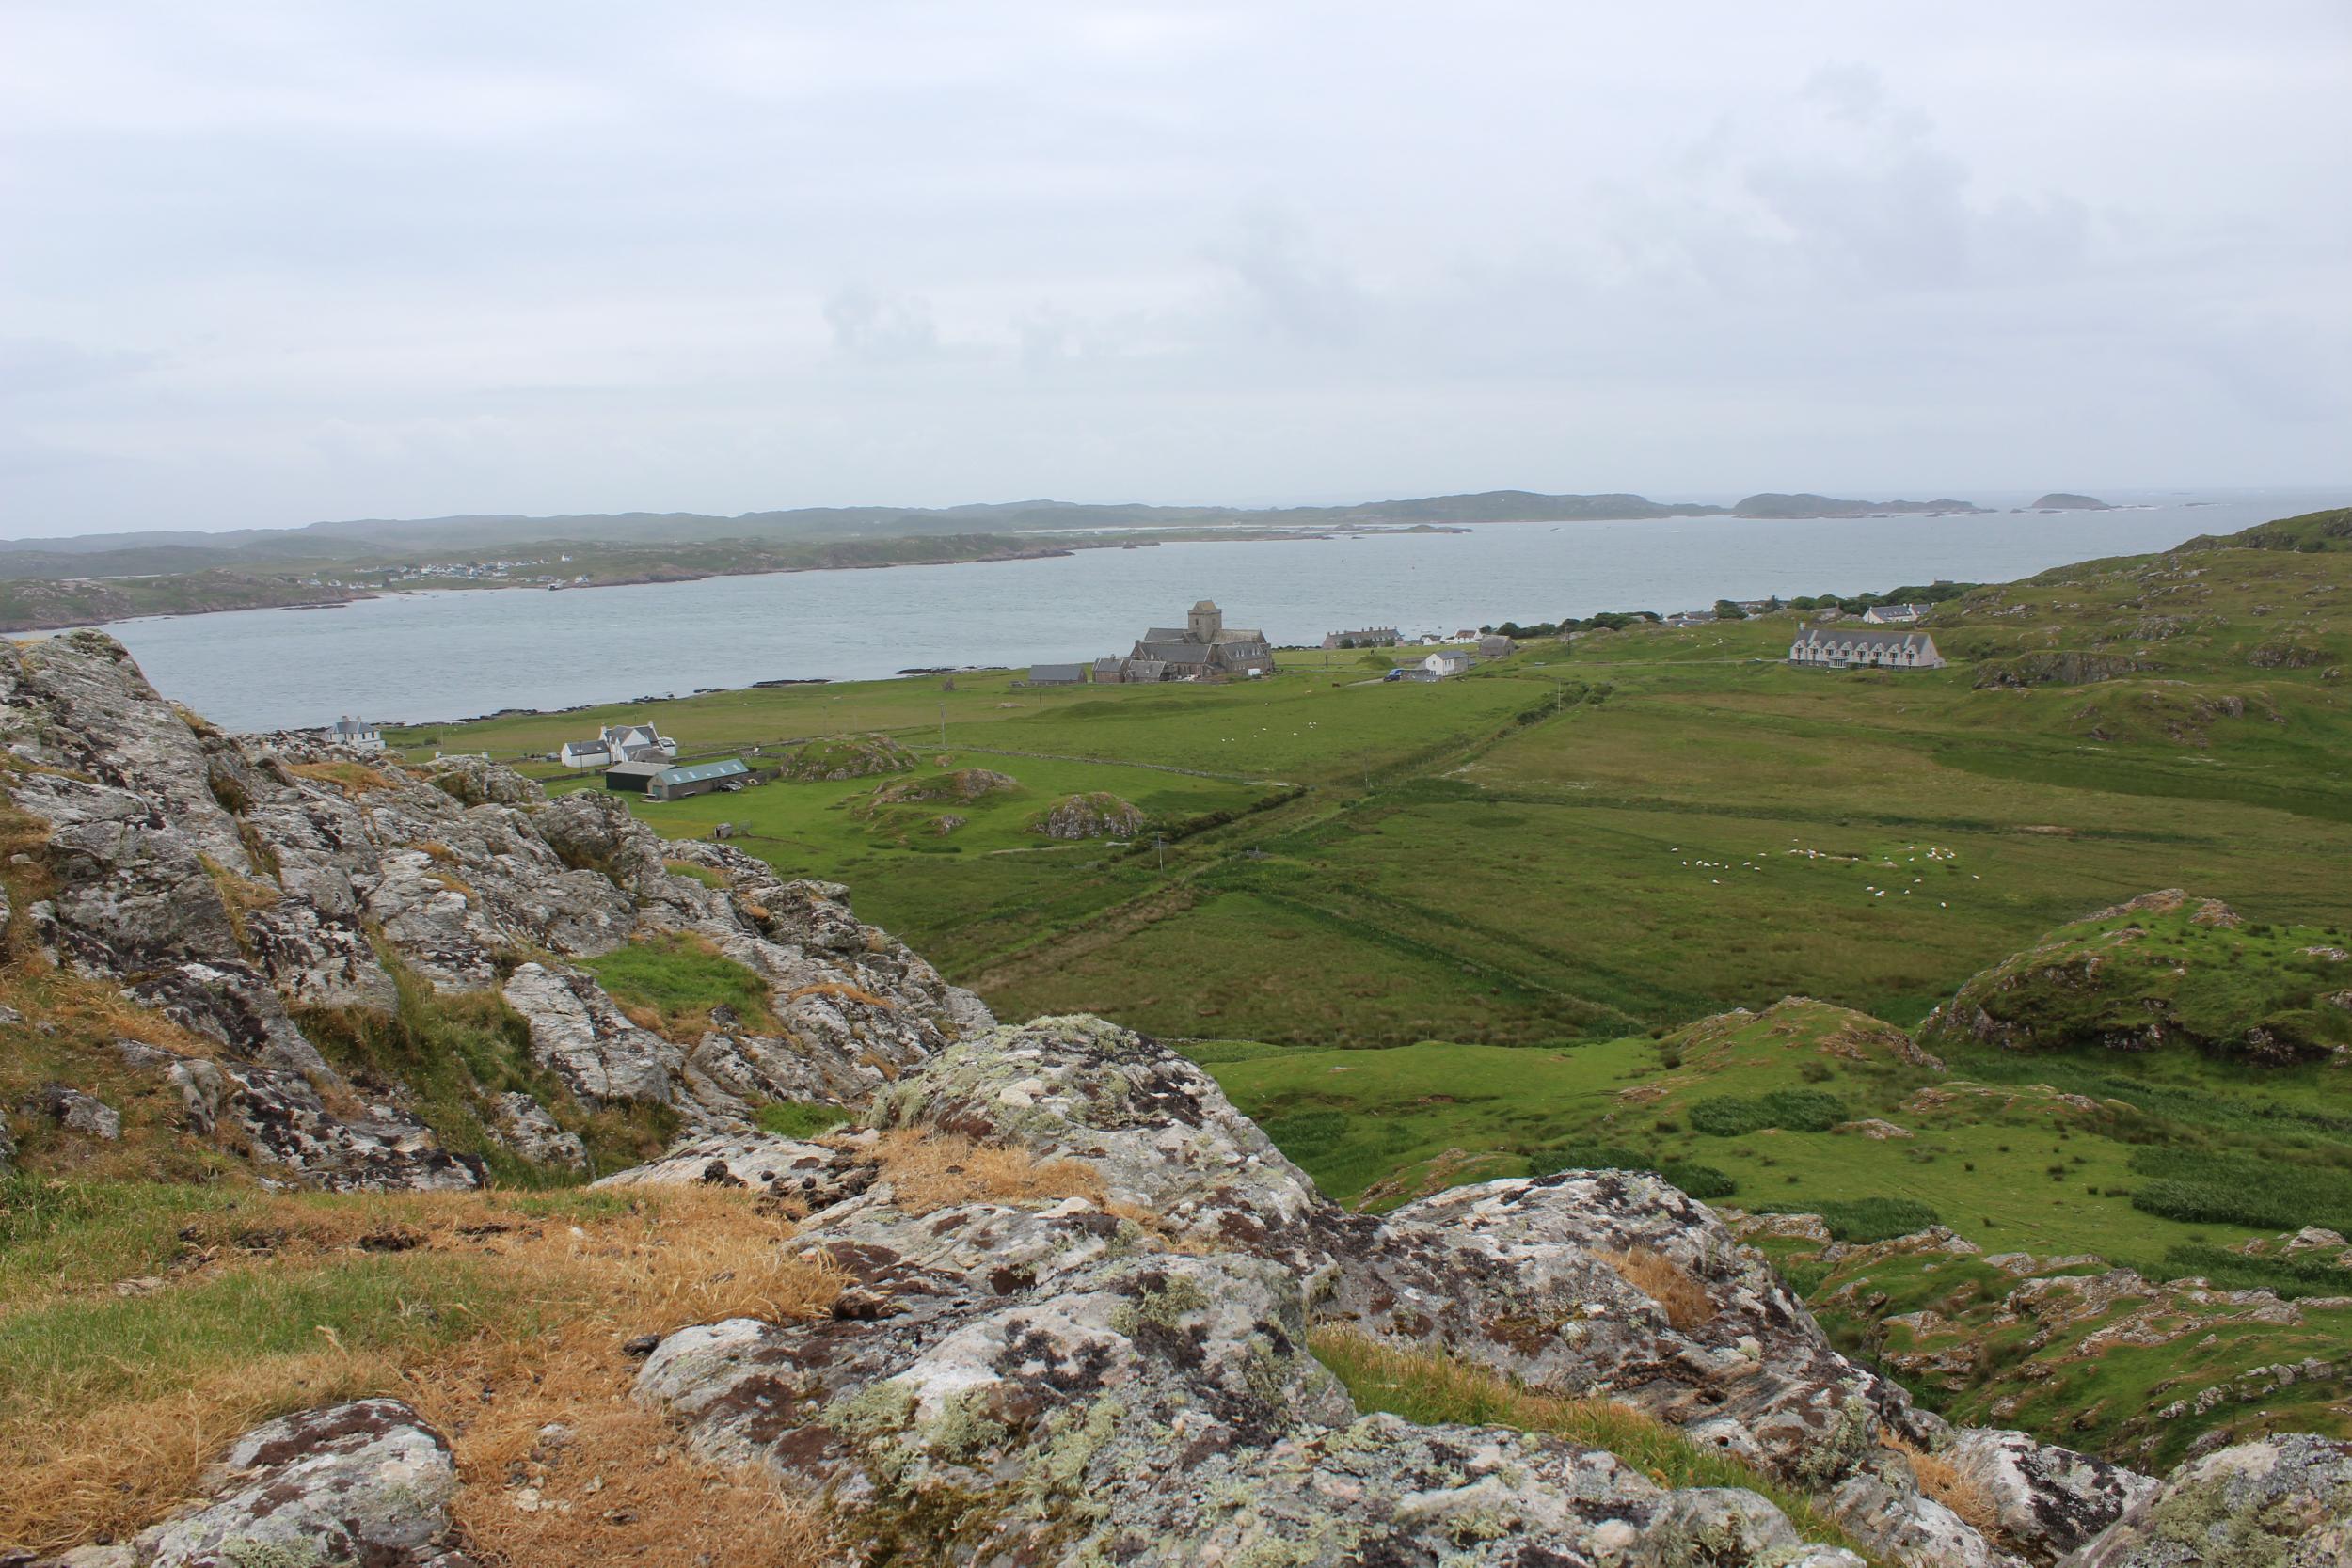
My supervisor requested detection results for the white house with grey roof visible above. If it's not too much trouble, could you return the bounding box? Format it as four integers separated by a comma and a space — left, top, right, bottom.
1788, 626, 1946, 670
327, 716, 384, 752
1863, 602, 1933, 626
560, 720, 677, 769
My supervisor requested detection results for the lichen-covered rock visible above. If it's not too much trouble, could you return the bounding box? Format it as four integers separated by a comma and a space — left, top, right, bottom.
1030, 791, 1146, 840
21, 1082, 120, 1140
866, 1015, 1353, 1290
125, 959, 331, 1077
1330, 1170, 1930, 1482
1942, 1428, 2157, 1564
127, 1399, 469, 1567
593, 1130, 866, 1210
486, 1090, 587, 1172
244, 894, 400, 1012
2062, 1433, 2352, 1566
13, 771, 243, 976
501, 961, 676, 1106
638, 1238, 1855, 1568
0, 630, 253, 875
113, 1037, 478, 1192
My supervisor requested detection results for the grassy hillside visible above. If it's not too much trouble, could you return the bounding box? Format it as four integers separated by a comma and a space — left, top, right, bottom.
404, 524, 2352, 1047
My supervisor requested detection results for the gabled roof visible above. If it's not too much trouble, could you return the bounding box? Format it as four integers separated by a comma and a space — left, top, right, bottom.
1142, 626, 1190, 642
658, 759, 751, 784
604, 760, 669, 779
1792, 626, 1937, 649
1136, 641, 1216, 663
1029, 663, 1086, 681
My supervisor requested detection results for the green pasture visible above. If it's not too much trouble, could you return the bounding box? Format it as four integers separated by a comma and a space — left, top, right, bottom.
390, 528, 2352, 1049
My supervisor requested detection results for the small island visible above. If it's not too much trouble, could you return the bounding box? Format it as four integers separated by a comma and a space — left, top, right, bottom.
1734, 492, 1989, 519
2030, 492, 2114, 511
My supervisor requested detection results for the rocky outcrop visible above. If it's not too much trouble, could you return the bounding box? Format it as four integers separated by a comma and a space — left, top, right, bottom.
1973, 653, 2150, 689
775, 734, 918, 781
859, 768, 1019, 812
592, 1129, 870, 1210
20, 1082, 119, 1140
1324, 1169, 2011, 1567
2062, 1433, 2352, 1566
633, 1016, 2141, 1567
1943, 1430, 2159, 1564
0, 633, 987, 1190
487, 1089, 586, 1171
83, 1399, 470, 1568
868, 1016, 1354, 1290
1029, 791, 1146, 840
112, 1037, 478, 1192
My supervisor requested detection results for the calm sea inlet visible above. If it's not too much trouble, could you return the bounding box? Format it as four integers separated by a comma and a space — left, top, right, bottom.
87, 489, 2345, 734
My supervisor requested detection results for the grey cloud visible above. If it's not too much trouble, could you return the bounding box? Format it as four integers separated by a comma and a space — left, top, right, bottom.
0, 3, 2344, 532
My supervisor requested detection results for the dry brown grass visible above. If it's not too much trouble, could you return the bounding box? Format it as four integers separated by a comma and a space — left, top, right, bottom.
290, 760, 398, 799
0, 965, 222, 1059
786, 980, 896, 1009
869, 1129, 1105, 1215
1601, 1247, 1717, 1332
199, 853, 283, 945
0, 1186, 843, 1564
1885, 1434, 2002, 1540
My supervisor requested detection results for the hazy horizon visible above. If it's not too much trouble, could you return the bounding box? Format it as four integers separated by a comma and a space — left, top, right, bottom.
5, 3, 2347, 540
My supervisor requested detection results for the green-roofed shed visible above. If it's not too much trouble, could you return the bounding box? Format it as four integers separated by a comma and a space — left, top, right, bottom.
646, 758, 754, 801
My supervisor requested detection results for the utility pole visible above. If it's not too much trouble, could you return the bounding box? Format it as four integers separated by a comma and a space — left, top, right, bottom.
1155, 834, 1167, 871
939, 704, 947, 748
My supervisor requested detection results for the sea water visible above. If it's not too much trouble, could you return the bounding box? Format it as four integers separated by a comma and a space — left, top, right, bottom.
81, 488, 2345, 732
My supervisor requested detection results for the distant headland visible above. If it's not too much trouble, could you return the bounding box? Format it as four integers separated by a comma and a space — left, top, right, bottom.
0, 484, 2095, 632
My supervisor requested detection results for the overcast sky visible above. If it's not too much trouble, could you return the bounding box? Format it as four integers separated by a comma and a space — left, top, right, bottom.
3, 3, 2347, 536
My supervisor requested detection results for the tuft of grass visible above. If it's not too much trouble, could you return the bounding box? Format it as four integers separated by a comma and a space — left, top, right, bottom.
297, 949, 675, 1183
288, 760, 397, 799
1310, 1326, 1875, 1560
868, 1130, 1105, 1215
1601, 1247, 1715, 1331
1757, 1196, 1943, 1243
752, 1101, 852, 1140
581, 933, 776, 1038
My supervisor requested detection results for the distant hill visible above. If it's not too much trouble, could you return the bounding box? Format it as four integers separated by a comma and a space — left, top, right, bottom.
2029, 493, 2113, 510
1733, 493, 1987, 519
0, 490, 1732, 577
2182, 505, 2352, 554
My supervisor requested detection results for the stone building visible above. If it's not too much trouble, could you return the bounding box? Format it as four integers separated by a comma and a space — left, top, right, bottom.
1788, 626, 1946, 670
1095, 601, 1277, 683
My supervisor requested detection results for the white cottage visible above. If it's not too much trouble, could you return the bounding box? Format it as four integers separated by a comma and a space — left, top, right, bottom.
1788, 626, 1946, 670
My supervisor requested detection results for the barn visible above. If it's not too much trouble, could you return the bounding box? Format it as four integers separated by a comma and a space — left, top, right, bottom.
602, 760, 669, 793
646, 758, 754, 801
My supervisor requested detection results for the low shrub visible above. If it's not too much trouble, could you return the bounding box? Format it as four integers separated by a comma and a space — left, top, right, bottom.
752, 1101, 851, 1140
2127, 1147, 2352, 1235
1689, 1089, 1847, 1137
2158, 1243, 2352, 1300
1759, 1196, 1941, 1243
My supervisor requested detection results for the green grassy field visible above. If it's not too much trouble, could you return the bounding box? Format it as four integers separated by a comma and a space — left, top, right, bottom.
399, 521, 2352, 1049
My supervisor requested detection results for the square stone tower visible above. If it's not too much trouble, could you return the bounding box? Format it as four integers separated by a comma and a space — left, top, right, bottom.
1188, 599, 1223, 642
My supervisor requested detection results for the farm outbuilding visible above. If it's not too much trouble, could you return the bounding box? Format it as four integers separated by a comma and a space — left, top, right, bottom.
646, 758, 754, 801
602, 760, 669, 793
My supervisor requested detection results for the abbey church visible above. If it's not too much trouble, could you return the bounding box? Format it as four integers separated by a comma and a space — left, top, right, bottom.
1093, 600, 1277, 683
